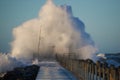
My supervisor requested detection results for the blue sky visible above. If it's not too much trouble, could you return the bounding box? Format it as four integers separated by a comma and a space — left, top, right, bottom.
0, 0, 120, 53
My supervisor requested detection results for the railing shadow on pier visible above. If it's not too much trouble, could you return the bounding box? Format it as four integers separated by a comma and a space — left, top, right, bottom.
56, 54, 120, 80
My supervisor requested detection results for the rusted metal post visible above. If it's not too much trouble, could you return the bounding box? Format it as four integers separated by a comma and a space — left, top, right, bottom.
78, 60, 83, 80
106, 66, 110, 80
84, 60, 87, 80
88, 59, 91, 80
102, 62, 108, 80
82, 60, 85, 80
86, 60, 89, 80
91, 62, 95, 80
118, 66, 120, 80
96, 61, 101, 80
94, 64, 98, 80
87, 60, 90, 80
110, 65, 117, 80
88, 59, 93, 80
70, 59, 73, 72
73, 60, 76, 75
118, 67, 120, 80
76, 60, 79, 78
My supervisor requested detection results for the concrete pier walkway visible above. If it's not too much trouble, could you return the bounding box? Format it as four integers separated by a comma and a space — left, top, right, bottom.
35, 61, 77, 80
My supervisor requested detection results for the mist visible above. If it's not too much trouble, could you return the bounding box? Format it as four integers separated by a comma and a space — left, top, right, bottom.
0, 0, 98, 73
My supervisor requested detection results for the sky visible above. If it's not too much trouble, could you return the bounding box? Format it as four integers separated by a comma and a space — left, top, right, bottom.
0, 0, 120, 53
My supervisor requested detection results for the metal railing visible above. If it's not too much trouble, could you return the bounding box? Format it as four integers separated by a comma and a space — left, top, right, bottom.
56, 54, 120, 80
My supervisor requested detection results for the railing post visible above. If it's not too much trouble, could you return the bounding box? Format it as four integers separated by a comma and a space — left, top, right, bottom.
87, 59, 94, 80
84, 61, 87, 80
86, 59, 90, 80
75, 60, 79, 78
102, 62, 108, 80
70, 59, 72, 71
94, 64, 98, 80
110, 65, 117, 80
80, 60, 83, 79
96, 61, 101, 80
65, 56, 68, 69
91, 62, 95, 80
90, 61, 92, 80
68, 57, 70, 70
118, 67, 120, 80
83, 60, 85, 80
78, 60, 83, 80
73, 59, 76, 74
106, 66, 110, 80
87, 59, 91, 80
82, 60, 85, 80
78, 60, 85, 80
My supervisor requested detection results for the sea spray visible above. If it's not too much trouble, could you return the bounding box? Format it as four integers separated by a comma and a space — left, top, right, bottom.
11, 0, 97, 61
